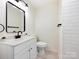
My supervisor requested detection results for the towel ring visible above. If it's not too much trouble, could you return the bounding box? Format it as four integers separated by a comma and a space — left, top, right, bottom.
0, 24, 5, 33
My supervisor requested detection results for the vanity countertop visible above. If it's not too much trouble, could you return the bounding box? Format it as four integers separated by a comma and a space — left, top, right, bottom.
0, 35, 36, 47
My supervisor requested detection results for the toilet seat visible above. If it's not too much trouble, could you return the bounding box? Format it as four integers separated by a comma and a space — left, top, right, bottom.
37, 42, 47, 47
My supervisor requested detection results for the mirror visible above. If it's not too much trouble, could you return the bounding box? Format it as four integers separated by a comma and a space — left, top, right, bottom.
6, 1, 25, 33
0, 24, 5, 33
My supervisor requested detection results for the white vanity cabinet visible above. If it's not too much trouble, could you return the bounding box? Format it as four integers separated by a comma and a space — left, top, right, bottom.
0, 36, 37, 59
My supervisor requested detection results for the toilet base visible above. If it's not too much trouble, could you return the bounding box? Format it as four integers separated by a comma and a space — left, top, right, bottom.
38, 47, 46, 56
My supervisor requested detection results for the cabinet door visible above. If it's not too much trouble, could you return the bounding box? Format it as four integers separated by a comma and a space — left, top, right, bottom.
14, 50, 29, 59
30, 45, 37, 59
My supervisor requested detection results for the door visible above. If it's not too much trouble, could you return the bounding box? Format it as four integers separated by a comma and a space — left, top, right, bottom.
14, 49, 29, 59
29, 39, 37, 59
62, 0, 79, 59
29, 46, 37, 59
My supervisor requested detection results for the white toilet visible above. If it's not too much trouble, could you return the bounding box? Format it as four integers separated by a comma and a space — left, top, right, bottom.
37, 41, 48, 56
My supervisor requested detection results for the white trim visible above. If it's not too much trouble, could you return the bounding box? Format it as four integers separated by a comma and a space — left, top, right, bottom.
58, 0, 63, 59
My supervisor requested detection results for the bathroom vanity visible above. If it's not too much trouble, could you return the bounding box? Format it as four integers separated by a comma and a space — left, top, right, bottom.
0, 35, 37, 59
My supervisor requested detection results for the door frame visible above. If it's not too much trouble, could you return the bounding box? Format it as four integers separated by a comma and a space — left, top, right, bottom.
58, 0, 63, 59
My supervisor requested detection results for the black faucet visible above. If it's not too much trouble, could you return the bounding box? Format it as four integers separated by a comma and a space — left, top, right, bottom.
15, 31, 22, 39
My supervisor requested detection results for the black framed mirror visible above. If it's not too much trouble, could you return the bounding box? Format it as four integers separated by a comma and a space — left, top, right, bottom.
0, 24, 5, 33
6, 1, 25, 33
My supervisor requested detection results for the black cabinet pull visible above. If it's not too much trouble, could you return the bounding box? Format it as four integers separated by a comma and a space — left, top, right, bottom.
31, 48, 32, 50
29, 50, 30, 51
28, 48, 32, 52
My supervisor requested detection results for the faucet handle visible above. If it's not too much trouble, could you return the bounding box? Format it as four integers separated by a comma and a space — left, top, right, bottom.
18, 31, 22, 35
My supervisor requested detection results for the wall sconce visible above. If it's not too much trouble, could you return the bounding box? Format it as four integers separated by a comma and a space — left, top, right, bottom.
15, 0, 20, 2
15, 0, 28, 7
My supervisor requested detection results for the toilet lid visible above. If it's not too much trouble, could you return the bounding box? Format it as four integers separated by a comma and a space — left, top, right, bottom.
37, 42, 48, 47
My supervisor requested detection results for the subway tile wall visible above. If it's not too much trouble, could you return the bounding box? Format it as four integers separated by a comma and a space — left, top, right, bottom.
62, 0, 79, 59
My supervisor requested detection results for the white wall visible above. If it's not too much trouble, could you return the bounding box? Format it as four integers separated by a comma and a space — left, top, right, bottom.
35, 0, 59, 52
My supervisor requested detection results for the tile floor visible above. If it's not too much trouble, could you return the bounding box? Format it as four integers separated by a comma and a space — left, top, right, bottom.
37, 51, 59, 59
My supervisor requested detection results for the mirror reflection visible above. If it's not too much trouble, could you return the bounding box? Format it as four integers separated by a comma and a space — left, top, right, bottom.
6, 1, 25, 33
